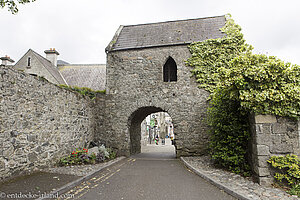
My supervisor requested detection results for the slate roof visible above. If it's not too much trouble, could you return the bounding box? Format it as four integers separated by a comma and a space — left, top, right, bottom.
58, 64, 106, 91
106, 15, 226, 52
30, 50, 67, 85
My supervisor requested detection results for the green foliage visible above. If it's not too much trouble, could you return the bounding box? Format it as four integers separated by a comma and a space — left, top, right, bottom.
58, 84, 105, 99
0, 0, 36, 14
186, 13, 300, 176
268, 154, 300, 196
58, 146, 117, 166
58, 148, 95, 166
208, 88, 250, 176
108, 149, 116, 159
186, 14, 253, 93
186, 14, 252, 175
187, 14, 300, 119
222, 54, 300, 118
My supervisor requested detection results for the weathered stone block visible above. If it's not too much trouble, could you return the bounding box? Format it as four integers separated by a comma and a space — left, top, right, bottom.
272, 123, 287, 134
10, 130, 21, 137
257, 167, 270, 176
256, 134, 271, 145
2, 144, 14, 158
270, 143, 293, 154
255, 124, 272, 135
255, 115, 277, 124
257, 145, 270, 156
28, 152, 38, 162
27, 134, 37, 142
258, 177, 273, 186
257, 156, 270, 168
0, 159, 6, 170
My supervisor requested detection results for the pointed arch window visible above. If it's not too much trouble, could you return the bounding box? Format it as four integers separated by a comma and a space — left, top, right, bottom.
163, 57, 177, 82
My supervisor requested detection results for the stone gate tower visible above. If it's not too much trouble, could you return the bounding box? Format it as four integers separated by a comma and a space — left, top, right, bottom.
100, 16, 226, 157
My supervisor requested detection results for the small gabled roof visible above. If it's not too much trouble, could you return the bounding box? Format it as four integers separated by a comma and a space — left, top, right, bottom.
15, 49, 67, 85
106, 15, 226, 52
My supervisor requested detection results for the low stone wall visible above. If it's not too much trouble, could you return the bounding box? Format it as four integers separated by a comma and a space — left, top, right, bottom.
0, 66, 102, 181
250, 114, 300, 185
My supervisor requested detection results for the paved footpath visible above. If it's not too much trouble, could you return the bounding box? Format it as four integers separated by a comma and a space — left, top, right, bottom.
59, 144, 235, 200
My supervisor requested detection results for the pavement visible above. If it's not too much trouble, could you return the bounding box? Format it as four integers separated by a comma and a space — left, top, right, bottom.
0, 140, 236, 200
55, 143, 235, 200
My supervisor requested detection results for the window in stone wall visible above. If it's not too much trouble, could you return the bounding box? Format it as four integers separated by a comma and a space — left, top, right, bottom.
163, 57, 177, 82
27, 57, 31, 67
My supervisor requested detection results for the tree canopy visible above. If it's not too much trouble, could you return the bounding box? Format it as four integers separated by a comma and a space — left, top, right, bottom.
0, 0, 36, 14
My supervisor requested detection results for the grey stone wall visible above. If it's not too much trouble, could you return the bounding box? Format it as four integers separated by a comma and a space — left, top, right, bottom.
101, 45, 210, 157
0, 66, 101, 181
250, 114, 300, 185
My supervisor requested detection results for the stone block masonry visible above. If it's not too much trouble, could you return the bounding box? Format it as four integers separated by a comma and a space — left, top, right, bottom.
0, 66, 103, 181
102, 45, 210, 157
250, 114, 300, 186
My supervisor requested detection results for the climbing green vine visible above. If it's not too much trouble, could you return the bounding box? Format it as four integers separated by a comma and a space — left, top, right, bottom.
186, 14, 300, 176
187, 14, 253, 93
186, 14, 252, 175
187, 14, 300, 118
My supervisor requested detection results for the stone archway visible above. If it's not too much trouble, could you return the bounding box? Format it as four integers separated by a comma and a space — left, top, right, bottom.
128, 106, 175, 155
101, 45, 211, 157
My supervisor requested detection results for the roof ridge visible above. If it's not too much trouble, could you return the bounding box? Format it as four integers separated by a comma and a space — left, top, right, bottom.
30, 49, 51, 65
122, 15, 225, 28
30, 49, 67, 85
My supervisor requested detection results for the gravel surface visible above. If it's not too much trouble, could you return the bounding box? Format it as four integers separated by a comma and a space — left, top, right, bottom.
182, 156, 299, 200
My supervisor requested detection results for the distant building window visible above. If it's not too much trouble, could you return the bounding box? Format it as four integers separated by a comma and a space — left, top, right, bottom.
163, 57, 177, 82
27, 57, 31, 67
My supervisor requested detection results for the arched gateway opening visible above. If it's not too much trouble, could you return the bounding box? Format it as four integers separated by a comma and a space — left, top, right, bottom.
128, 106, 176, 156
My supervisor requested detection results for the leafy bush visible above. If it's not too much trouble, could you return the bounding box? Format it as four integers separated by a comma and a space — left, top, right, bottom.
268, 154, 300, 196
221, 54, 300, 118
208, 88, 250, 176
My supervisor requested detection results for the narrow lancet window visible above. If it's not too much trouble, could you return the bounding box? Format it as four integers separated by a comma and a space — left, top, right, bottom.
163, 57, 177, 82
27, 57, 31, 67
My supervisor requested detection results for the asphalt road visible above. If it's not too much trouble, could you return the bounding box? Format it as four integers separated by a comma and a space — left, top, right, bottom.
61, 144, 236, 200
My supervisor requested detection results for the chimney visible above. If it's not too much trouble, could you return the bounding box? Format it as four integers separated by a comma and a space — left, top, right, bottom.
44, 48, 59, 67
0, 55, 15, 66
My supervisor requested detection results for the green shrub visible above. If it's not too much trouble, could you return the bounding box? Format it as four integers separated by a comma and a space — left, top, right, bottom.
58, 84, 105, 99
221, 54, 300, 118
58, 148, 95, 166
268, 154, 300, 196
58, 146, 117, 166
208, 88, 251, 176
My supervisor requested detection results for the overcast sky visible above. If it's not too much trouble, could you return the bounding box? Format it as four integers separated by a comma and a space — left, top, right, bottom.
1, 0, 300, 65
